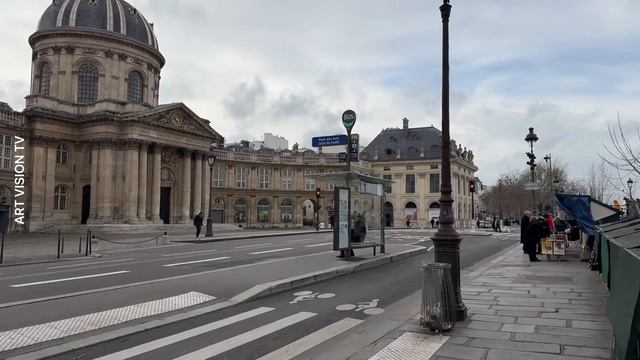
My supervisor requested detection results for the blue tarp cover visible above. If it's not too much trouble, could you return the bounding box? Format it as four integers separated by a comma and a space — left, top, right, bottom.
555, 194, 598, 236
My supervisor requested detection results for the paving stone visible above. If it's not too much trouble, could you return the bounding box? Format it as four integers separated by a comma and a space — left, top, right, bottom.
465, 299, 498, 306
501, 324, 536, 333
468, 321, 501, 331
451, 329, 512, 340
570, 320, 611, 330
497, 299, 543, 306
470, 314, 516, 324
490, 289, 530, 294
549, 303, 603, 311
468, 308, 497, 315
515, 333, 611, 348
541, 312, 609, 322
464, 295, 497, 301
569, 299, 604, 306
531, 298, 570, 304
486, 349, 587, 360
447, 336, 470, 345
538, 326, 610, 339
496, 310, 540, 318
558, 308, 604, 315
517, 317, 567, 327
469, 338, 560, 354
467, 303, 493, 309
492, 305, 557, 312
563, 345, 611, 358
435, 344, 486, 360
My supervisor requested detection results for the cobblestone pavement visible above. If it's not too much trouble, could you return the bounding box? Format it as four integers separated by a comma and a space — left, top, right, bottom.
367, 243, 612, 360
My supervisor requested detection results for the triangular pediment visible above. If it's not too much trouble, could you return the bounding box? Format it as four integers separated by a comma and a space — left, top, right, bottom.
130, 103, 223, 140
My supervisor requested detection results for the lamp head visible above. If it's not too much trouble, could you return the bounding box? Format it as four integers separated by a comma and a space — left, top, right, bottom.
525, 127, 539, 145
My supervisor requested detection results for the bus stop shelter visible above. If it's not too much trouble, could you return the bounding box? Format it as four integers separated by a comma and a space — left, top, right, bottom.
305, 171, 393, 260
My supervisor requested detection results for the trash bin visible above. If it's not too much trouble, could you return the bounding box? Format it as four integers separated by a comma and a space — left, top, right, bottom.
420, 263, 456, 333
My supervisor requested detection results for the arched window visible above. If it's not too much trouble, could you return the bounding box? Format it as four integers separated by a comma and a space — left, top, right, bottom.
257, 199, 270, 223
281, 199, 293, 223
233, 198, 247, 223
77, 63, 99, 103
54, 185, 68, 210
39, 63, 51, 96
56, 144, 69, 164
127, 71, 144, 103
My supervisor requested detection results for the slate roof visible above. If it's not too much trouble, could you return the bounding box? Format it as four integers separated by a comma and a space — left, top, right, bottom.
361, 125, 443, 162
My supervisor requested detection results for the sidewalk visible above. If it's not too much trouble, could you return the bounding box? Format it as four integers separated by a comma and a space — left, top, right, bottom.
364, 243, 613, 360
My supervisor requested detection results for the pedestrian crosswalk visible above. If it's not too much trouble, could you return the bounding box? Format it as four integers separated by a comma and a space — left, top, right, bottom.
88, 306, 365, 360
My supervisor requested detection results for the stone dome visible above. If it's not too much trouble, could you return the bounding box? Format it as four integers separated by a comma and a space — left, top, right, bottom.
36, 0, 159, 51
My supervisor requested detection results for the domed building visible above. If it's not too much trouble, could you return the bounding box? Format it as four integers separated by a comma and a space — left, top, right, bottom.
0, 0, 223, 232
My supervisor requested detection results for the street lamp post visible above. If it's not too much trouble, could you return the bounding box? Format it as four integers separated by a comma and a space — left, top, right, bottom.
431, 0, 467, 321
627, 178, 634, 200
205, 146, 217, 237
525, 127, 539, 212
498, 179, 503, 220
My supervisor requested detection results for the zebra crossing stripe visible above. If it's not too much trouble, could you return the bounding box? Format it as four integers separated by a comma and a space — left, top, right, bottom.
257, 317, 363, 360
173, 311, 317, 360
93, 307, 275, 360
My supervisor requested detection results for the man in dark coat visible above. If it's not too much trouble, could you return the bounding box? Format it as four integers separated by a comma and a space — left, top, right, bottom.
520, 211, 532, 253
194, 211, 204, 239
525, 216, 548, 262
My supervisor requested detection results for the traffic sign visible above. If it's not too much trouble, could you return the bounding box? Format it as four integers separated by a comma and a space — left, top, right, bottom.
524, 182, 542, 191
342, 110, 356, 131
312, 135, 348, 147
338, 152, 358, 162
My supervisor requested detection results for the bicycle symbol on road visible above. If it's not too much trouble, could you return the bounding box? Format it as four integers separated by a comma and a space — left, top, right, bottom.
336, 299, 384, 315
289, 290, 336, 304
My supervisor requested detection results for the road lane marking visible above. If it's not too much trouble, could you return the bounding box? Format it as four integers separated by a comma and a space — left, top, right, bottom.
0, 251, 333, 309
305, 242, 332, 247
0, 292, 216, 353
257, 317, 363, 360
163, 257, 230, 267
285, 238, 314, 243
235, 242, 273, 249
10, 271, 130, 288
427, 246, 434, 252
47, 258, 135, 269
250, 248, 293, 255
93, 307, 274, 360
162, 249, 218, 257
174, 311, 317, 360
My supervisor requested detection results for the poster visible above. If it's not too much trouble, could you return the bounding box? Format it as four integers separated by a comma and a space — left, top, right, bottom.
542, 239, 554, 255
338, 188, 350, 249
404, 208, 417, 222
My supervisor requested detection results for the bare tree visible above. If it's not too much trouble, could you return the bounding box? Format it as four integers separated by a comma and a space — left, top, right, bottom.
586, 159, 613, 204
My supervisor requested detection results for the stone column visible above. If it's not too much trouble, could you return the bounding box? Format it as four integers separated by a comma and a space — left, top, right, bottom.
179, 150, 192, 223
202, 157, 211, 222
193, 152, 202, 215
99, 141, 115, 222
137, 143, 149, 222
123, 141, 140, 223
150, 144, 162, 223
89, 144, 99, 223
28, 138, 47, 229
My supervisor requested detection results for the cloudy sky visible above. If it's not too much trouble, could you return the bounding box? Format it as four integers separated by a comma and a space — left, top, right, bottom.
1, 0, 639, 188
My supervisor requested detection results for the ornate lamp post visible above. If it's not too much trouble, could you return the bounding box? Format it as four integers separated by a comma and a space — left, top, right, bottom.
431, 0, 467, 321
205, 145, 217, 237
525, 127, 539, 211
627, 178, 634, 200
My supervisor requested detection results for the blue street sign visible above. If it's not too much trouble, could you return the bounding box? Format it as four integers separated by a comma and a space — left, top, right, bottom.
338, 152, 358, 163
312, 135, 349, 147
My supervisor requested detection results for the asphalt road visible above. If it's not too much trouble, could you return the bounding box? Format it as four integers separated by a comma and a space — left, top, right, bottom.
0, 230, 430, 331
44, 232, 520, 360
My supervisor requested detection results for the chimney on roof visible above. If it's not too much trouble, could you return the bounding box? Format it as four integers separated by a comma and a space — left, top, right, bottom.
403, 117, 409, 130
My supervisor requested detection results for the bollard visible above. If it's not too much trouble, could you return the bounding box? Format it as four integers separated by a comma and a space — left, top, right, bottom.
420, 263, 456, 333
0, 232, 4, 264
61, 237, 65, 254
90, 235, 94, 254
85, 230, 90, 256
57, 230, 61, 259
79, 236, 82, 254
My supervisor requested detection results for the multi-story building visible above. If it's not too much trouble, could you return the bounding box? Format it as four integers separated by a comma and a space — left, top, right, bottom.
360, 118, 478, 228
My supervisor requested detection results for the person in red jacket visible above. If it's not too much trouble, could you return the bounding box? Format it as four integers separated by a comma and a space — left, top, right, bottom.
546, 213, 556, 235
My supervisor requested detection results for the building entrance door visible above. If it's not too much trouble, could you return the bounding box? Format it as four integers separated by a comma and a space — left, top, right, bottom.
81, 185, 90, 224
212, 210, 224, 223
160, 187, 171, 224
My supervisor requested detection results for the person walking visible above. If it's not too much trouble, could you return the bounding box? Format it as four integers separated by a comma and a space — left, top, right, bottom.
525, 215, 547, 262
194, 211, 204, 239
430, 218, 435, 228
503, 217, 511, 233
520, 211, 532, 253
406, 219, 411, 228
496, 217, 502, 232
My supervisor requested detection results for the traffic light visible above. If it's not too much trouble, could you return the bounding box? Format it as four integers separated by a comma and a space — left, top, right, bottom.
469, 180, 476, 193
315, 187, 321, 198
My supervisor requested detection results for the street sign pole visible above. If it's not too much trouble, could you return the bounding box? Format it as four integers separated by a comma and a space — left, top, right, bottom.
342, 110, 356, 260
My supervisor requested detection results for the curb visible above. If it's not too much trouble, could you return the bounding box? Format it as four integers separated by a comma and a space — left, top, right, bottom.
172, 230, 333, 243
6, 246, 427, 360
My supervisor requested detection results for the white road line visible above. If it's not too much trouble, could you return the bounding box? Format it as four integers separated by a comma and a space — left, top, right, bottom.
47, 258, 135, 269
235, 243, 273, 249
93, 307, 274, 360
305, 242, 332, 248
163, 257, 230, 267
0, 292, 215, 353
427, 246, 434, 252
162, 249, 217, 257
174, 311, 317, 360
285, 238, 314, 243
250, 248, 293, 255
10, 271, 130, 288
257, 317, 363, 360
